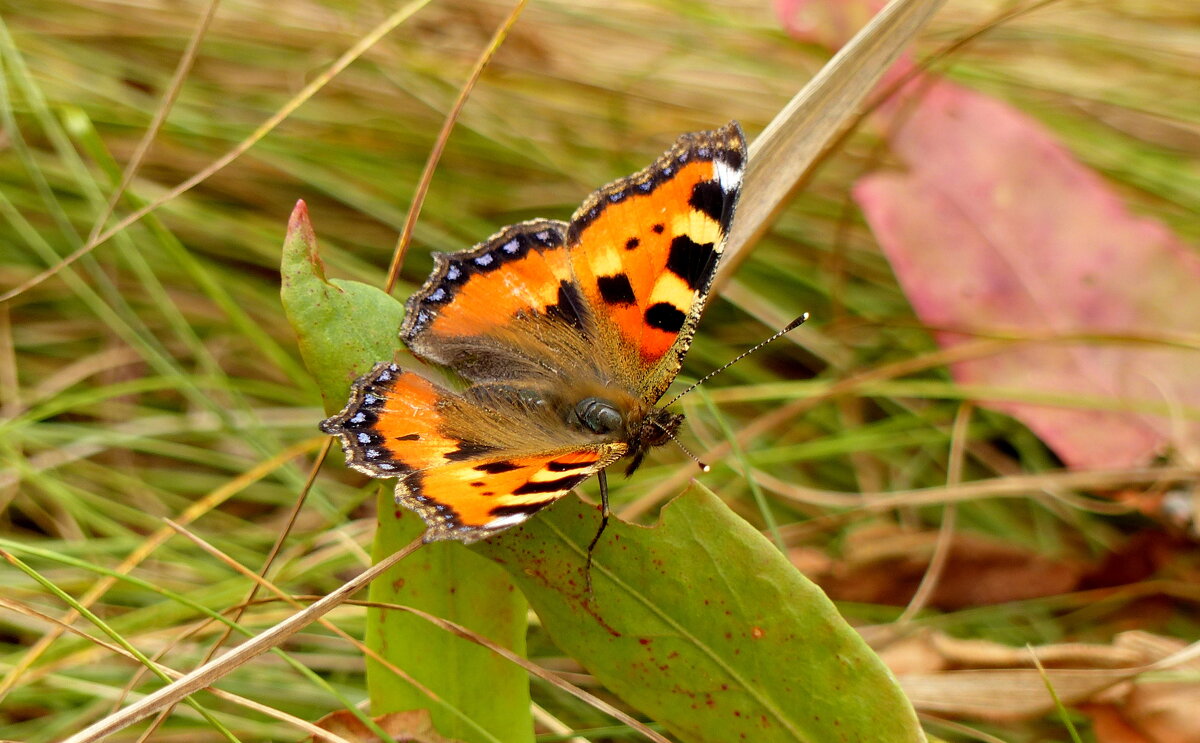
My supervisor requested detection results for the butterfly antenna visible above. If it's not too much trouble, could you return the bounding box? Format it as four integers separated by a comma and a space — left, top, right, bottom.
658, 422, 710, 472
661, 313, 809, 409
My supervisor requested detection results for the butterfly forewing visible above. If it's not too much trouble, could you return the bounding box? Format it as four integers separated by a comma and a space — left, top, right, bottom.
564, 123, 746, 400
401, 219, 583, 375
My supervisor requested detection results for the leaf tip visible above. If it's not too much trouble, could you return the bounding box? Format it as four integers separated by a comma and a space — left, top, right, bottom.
290, 198, 310, 225
282, 198, 328, 285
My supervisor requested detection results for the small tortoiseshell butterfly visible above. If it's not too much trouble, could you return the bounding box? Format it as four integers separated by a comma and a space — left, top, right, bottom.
322, 122, 746, 544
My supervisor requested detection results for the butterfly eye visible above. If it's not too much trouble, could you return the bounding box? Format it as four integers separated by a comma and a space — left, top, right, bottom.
574, 397, 623, 435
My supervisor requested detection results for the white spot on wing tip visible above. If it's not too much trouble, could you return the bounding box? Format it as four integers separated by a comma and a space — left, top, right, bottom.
484, 513, 531, 531
714, 159, 742, 193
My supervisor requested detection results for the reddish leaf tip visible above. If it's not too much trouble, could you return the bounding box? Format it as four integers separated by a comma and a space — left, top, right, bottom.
288, 198, 312, 233
282, 198, 327, 285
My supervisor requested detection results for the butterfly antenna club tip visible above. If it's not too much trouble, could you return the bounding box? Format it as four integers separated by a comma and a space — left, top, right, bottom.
785, 312, 810, 331
661, 426, 707, 472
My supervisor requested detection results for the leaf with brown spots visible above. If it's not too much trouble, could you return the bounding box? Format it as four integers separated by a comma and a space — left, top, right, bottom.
476, 485, 924, 743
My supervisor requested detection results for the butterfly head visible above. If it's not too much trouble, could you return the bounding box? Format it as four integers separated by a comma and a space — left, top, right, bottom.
627, 406, 685, 476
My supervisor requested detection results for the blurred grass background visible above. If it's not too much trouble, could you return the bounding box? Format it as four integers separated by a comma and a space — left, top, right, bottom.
2, 0, 1198, 740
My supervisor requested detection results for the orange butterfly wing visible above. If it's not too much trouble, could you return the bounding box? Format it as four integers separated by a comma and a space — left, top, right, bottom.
564, 123, 746, 399
320, 363, 458, 477
401, 219, 586, 377
401, 123, 745, 397
411, 448, 620, 541
322, 363, 625, 542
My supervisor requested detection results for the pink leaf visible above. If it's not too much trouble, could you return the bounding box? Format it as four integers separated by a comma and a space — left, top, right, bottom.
855, 77, 1200, 469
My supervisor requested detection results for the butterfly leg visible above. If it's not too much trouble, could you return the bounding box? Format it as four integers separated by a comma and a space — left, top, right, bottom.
584, 469, 610, 596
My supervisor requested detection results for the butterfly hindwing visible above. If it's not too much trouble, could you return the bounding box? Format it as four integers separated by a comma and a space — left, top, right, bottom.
406, 447, 622, 542
322, 363, 626, 542
319, 363, 456, 477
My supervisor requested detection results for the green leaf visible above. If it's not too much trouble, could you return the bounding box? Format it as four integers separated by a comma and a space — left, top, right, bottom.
280, 200, 407, 413
367, 499, 531, 743
280, 202, 532, 743
477, 485, 926, 743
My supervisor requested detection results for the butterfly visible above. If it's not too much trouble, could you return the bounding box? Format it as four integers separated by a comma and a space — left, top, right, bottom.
321, 122, 746, 545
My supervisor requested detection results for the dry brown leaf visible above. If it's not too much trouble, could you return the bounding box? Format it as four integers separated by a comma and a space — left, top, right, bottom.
873, 630, 1154, 676
872, 632, 948, 676
309, 709, 465, 743
928, 634, 1146, 670
1117, 680, 1200, 743
874, 629, 1200, 739
1081, 703, 1156, 743
900, 668, 1134, 720
1089, 633, 1200, 743
1081, 530, 1189, 590
815, 525, 1086, 608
